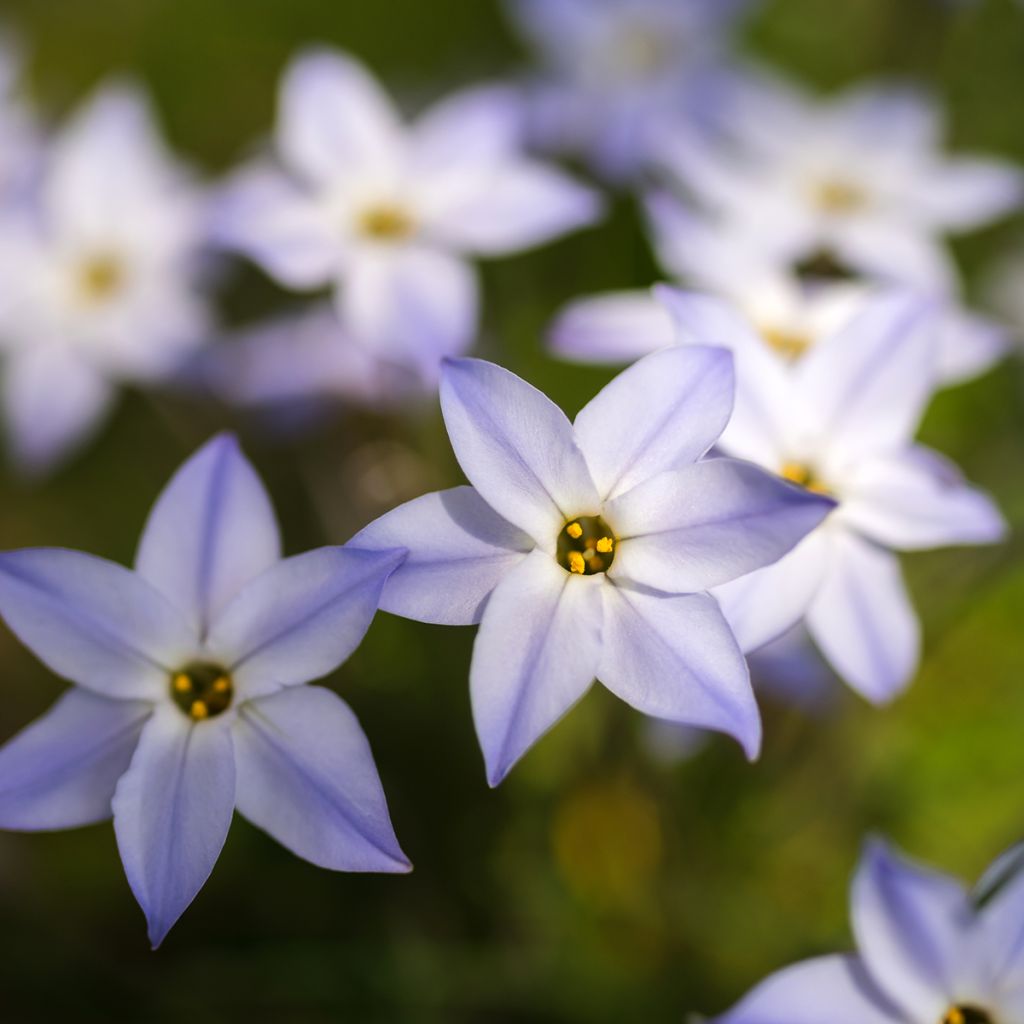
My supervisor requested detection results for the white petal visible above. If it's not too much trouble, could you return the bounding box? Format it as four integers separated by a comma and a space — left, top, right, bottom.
833, 218, 956, 292
936, 305, 1009, 385
342, 245, 479, 379
112, 706, 236, 947
851, 838, 969, 1021
547, 290, 675, 364
573, 345, 735, 501
422, 159, 601, 256
212, 166, 341, 289
470, 549, 601, 786
840, 446, 1006, 551
713, 531, 829, 654
350, 486, 532, 625
909, 157, 1023, 232
233, 686, 409, 871
716, 954, 904, 1024
135, 433, 282, 635
599, 585, 759, 758
805, 530, 920, 703
607, 460, 834, 592
0, 548, 194, 700
2, 346, 115, 476
207, 547, 404, 699
439, 358, 600, 544
277, 48, 402, 184
0, 689, 151, 830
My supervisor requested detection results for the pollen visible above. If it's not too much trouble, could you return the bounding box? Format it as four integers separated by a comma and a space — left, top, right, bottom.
761, 326, 811, 361
169, 661, 234, 721
358, 203, 416, 241
557, 515, 617, 576
942, 1006, 994, 1024
780, 461, 832, 497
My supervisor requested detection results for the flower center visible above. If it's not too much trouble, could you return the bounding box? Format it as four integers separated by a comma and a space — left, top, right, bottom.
811, 177, 867, 214
557, 516, 616, 576
76, 252, 125, 303
942, 1006, 995, 1024
761, 326, 812, 361
358, 203, 416, 241
793, 248, 855, 282
780, 461, 832, 496
169, 662, 234, 721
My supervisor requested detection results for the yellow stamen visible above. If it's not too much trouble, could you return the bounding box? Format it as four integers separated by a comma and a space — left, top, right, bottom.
213, 676, 231, 693
595, 537, 614, 554
813, 178, 866, 214
358, 204, 416, 241
173, 673, 192, 693
566, 522, 583, 539
568, 551, 586, 575
781, 461, 831, 496
761, 327, 811, 361
190, 700, 209, 720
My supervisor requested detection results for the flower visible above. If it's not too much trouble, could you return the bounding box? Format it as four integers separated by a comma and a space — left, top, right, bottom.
549, 187, 1012, 386
713, 838, 1024, 1024
0, 32, 37, 206
0, 82, 213, 474
658, 287, 1005, 701
503, 0, 755, 180
657, 74, 1022, 292
214, 48, 601, 383
0, 434, 409, 947
352, 349, 833, 785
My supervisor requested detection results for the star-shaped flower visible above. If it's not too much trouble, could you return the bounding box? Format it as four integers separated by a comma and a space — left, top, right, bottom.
0, 82, 213, 473
214, 48, 601, 382
658, 287, 1005, 701
353, 348, 833, 785
658, 75, 1022, 292
714, 838, 1024, 1024
503, 0, 754, 181
0, 434, 408, 946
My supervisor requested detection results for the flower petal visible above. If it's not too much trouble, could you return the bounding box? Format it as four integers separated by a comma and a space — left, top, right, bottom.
471, 548, 601, 786
233, 686, 409, 872
2, 345, 115, 476
207, 547, 404, 699
573, 345, 735, 502
806, 531, 920, 703
599, 585, 760, 759
0, 548, 193, 699
342, 245, 479, 380
547, 290, 676, 364
910, 157, 1023, 232
212, 166, 341, 289
440, 358, 600, 544
936, 306, 1009, 385
796, 290, 940, 464
135, 433, 282, 635
712, 531, 829, 654
851, 838, 969, 1020
422, 159, 601, 256
607, 460, 834, 592
112, 706, 236, 948
840, 446, 1006, 551
277, 48, 402, 184
0, 689, 151, 830
350, 486, 532, 625
715, 954, 904, 1024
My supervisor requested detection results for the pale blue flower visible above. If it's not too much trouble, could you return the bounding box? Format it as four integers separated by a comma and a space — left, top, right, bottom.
353, 350, 833, 785
0, 82, 214, 473
0, 434, 409, 946
654, 287, 1006, 702
714, 838, 1024, 1024
214, 48, 601, 383
504, 0, 755, 181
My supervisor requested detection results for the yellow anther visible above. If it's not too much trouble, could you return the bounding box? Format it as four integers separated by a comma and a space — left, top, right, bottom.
945, 1011, 965, 1024
568, 551, 586, 575
170, 662, 234, 721
189, 700, 209, 720
359, 204, 416, 241
213, 676, 231, 693
781, 461, 832, 496
761, 327, 811, 361
596, 537, 614, 554
566, 522, 583, 539
173, 673, 192, 693
813, 178, 865, 214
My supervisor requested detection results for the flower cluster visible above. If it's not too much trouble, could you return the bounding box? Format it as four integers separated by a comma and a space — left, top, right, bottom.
0, 4, 1021, 1018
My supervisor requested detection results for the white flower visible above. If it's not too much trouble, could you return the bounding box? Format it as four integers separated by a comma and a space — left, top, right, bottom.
214, 48, 602, 382
0, 82, 212, 472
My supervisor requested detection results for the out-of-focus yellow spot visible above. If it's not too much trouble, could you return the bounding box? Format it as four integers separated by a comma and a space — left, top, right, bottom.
552, 779, 663, 908
761, 327, 812, 361
172, 673, 192, 693
77, 253, 125, 303
780, 461, 832, 496
189, 700, 209, 720
358, 204, 416, 241
812, 178, 866, 214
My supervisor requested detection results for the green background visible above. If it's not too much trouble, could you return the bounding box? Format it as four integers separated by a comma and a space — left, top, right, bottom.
0, 0, 1023, 1020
